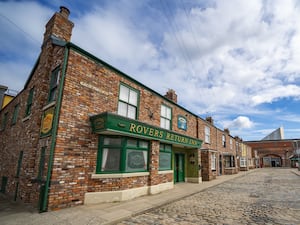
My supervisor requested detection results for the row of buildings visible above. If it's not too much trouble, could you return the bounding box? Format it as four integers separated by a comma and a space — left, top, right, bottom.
0, 7, 297, 212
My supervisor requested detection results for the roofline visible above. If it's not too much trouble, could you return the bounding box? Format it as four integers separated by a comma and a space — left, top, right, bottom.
245, 138, 300, 143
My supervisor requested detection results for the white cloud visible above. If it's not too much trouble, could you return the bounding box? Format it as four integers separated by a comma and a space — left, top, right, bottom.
223, 116, 255, 129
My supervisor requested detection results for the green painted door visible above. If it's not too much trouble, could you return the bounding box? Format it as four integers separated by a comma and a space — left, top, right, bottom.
174, 153, 185, 183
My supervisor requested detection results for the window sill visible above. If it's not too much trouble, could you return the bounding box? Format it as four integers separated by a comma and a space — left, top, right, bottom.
158, 170, 173, 175
91, 172, 150, 179
42, 101, 56, 111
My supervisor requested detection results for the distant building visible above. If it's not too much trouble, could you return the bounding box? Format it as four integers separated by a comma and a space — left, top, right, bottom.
0, 85, 17, 109
262, 127, 284, 140
246, 128, 297, 168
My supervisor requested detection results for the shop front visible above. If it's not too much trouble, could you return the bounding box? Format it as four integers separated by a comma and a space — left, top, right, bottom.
87, 112, 202, 204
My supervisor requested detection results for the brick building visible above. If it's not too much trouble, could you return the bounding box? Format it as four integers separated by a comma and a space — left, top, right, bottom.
0, 7, 252, 212
245, 139, 297, 168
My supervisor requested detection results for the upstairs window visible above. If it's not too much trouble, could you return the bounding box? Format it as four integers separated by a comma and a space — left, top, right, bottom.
48, 67, 60, 103
160, 104, 171, 130
118, 84, 139, 119
222, 134, 226, 147
230, 138, 233, 150
205, 126, 210, 143
12, 104, 19, 125
1, 112, 8, 130
25, 87, 34, 117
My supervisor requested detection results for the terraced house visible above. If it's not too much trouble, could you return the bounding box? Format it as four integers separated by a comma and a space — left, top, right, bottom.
0, 7, 252, 212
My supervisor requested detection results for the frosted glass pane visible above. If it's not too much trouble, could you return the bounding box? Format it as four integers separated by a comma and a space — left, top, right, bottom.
129, 90, 138, 106
118, 102, 127, 117
128, 105, 136, 119
119, 85, 129, 102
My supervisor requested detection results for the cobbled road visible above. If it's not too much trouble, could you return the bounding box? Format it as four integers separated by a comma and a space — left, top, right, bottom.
117, 169, 300, 225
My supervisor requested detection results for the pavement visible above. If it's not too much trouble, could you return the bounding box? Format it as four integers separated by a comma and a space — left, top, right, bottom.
1, 168, 299, 225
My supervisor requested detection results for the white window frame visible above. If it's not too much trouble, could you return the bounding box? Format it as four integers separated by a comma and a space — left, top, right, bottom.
117, 84, 138, 119
240, 157, 247, 167
211, 152, 216, 170
160, 104, 171, 130
222, 134, 226, 147
205, 126, 210, 143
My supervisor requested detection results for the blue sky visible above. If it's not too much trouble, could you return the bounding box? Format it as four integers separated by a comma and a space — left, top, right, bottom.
1, 0, 300, 141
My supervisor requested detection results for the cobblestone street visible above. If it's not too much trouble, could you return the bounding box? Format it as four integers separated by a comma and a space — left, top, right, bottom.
117, 169, 300, 225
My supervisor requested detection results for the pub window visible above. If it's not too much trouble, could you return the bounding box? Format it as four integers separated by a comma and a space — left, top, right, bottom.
97, 136, 148, 173
48, 66, 60, 103
117, 84, 139, 119
1, 112, 8, 130
205, 126, 210, 143
25, 87, 34, 117
159, 143, 172, 170
160, 104, 171, 130
11, 104, 20, 125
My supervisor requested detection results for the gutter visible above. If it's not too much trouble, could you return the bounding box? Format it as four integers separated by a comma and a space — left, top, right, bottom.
41, 46, 69, 212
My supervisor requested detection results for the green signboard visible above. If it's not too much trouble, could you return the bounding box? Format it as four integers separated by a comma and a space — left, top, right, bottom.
90, 112, 202, 148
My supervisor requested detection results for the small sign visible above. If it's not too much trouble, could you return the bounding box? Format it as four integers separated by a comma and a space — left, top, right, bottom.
40, 107, 54, 136
178, 116, 187, 130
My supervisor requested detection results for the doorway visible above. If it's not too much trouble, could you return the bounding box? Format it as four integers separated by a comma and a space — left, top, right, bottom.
174, 153, 185, 183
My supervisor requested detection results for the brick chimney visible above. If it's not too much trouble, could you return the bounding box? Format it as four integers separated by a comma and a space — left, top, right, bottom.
206, 116, 213, 125
43, 6, 74, 45
164, 89, 177, 103
224, 128, 230, 134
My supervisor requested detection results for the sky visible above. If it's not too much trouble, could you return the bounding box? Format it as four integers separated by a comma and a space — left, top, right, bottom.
1, 0, 300, 141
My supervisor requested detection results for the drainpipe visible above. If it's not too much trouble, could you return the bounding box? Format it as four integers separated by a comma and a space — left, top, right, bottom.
41, 46, 69, 212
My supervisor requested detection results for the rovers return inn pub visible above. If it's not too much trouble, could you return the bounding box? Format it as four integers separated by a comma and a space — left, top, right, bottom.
0, 7, 251, 212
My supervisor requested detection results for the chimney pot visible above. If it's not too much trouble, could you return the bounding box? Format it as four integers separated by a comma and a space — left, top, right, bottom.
60, 6, 70, 18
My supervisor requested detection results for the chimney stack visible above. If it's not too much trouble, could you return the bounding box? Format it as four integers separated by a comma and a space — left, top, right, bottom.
206, 116, 213, 125
164, 89, 177, 103
43, 6, 74, 45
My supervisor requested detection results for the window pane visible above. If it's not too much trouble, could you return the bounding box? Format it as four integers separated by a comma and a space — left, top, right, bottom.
161, 105, 165, 117
139, 141, 148, 149
127, 139, 137, 147
129, 89, 137, 106
126, 149, 147, 171
101, 148, 121, 171
119, 85, 129, 102
166, 107, 171, 119
165, 119, 170, 129
127, 105, 136, 119
159, 152, 171, 170
165, 145, 172, 152
103, 137, 122, 146
118, 102, 128, 117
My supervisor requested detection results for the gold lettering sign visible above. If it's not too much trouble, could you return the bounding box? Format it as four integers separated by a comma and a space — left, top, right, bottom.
41, 107, 54, 135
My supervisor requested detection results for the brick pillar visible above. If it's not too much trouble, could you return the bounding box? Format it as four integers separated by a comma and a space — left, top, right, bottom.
149, 140, 159, 186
